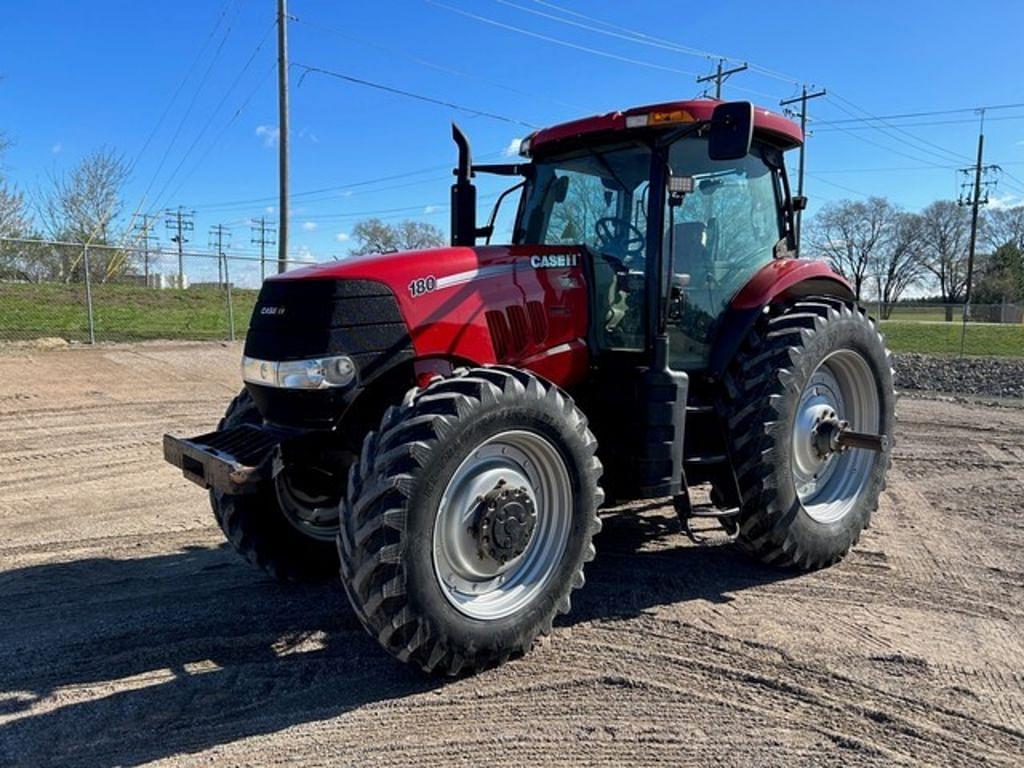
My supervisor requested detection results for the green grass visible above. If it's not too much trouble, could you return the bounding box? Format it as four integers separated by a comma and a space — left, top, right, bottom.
880, 320, 1024, 357
0, 282, 257, 342
885, 305, 964, 323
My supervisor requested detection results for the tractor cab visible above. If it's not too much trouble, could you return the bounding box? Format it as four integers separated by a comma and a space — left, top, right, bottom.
463, 100, 804, 374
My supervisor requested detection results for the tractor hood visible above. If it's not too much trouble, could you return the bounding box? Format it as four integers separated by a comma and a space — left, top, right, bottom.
254, 244, 591, 385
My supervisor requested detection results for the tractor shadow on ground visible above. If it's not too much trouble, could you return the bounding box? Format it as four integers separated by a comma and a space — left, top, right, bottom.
0, 506, 793, 767
565, 504, 799, 626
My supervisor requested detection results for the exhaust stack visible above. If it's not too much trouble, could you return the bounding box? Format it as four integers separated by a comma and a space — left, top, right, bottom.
450, 123, 478, 247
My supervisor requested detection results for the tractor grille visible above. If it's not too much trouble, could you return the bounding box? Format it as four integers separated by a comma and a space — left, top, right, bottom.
244, 278, 413, 382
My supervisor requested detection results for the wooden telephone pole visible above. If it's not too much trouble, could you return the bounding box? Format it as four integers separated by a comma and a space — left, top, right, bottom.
696, 59, 748, 99
277, 0, 290, 274
780, 86, 827, 250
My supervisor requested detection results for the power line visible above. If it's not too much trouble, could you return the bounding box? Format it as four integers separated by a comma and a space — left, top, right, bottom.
815, 101, 1024, 125
829, 92, 971, 165
815, 113, 1024, 132
135, 1, 243, 215
292, 15, 584, 113
148, 21, 277, 215
162, 61, 278, 209
517, 0, 800, 85
127, 0, 237, 183
293, 62, 537, 128
804, 173, 873, 199
426, 0, 701, 78
185, 150, 502, 213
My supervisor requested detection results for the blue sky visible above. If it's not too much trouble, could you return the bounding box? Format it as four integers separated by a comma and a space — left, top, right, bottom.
2, 0, 1023, 261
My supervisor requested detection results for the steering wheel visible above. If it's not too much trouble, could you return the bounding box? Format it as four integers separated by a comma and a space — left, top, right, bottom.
595, 217, 645, 262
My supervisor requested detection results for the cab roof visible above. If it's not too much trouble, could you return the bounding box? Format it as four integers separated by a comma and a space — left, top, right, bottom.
526, 99, 802, 155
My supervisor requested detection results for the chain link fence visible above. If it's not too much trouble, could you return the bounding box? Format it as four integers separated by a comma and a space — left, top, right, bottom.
0, 236, 316, 344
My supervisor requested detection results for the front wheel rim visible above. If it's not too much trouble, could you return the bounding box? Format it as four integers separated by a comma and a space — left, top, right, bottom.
433, 430, 573, 620
791, 349, 881, 524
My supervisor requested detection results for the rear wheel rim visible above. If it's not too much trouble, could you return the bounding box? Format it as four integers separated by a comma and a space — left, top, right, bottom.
433, 430, 572, 620
791, 349, 880, 524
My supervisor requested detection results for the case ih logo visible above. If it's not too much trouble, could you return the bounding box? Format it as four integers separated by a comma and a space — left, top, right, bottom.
260, 306, 286, 316
530, 253, 578, 269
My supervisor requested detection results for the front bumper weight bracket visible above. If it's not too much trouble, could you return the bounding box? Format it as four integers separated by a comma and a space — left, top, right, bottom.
163, 424, 287, 495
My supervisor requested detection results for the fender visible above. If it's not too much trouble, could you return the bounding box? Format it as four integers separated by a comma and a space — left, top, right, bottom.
707, 259, 854, 379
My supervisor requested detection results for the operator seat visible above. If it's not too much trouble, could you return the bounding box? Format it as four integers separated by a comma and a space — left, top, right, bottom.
671, 221, 710, 291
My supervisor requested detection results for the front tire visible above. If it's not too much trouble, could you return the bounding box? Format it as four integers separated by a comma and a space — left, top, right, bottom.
210, 390, 339, 582
338, 367, 603, 675
722, 297, 895, 570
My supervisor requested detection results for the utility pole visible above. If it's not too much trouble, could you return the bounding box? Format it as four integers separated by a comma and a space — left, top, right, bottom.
164, 207, 194, 289
957, 109, 1000, 355
251, 216, 277, 283
696, 58, 748, 100
780, 85, 827, 250
209, 224, 232, 288
134, 213, 160, 286
209, 224, 236, 341
277, 0, 290, 274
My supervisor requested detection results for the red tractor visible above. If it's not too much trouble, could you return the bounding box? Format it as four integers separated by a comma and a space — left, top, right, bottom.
165, 100, 894, 675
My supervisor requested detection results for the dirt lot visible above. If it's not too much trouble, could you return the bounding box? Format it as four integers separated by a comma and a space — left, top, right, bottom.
1, 342, 1022, 767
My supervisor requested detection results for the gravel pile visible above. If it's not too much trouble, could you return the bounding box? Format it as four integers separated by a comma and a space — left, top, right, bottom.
894, 353, 1024, 399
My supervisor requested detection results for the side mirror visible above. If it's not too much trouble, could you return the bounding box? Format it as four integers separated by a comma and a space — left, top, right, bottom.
708, 101, 754, 161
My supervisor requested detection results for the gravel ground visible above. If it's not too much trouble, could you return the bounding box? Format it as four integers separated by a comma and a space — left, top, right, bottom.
895, 353, 1024, 399
0, 342, 1022, 767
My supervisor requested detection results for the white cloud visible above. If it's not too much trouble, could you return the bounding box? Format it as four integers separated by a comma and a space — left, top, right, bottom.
335, 232, 350, 243
51, 142, 63, 155
301, 221, 318, 231
423, 205, 440, 214
255, 124, 280, 147
264, 205, 275, 214
503, 137, 523, 157
299, 126, 320, 144
988, 193, 1022, 210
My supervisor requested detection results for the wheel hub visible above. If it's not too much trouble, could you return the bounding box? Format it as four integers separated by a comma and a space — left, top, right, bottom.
473, 481, 537, 564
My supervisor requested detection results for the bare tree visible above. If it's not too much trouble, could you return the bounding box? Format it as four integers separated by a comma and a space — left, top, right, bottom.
39, 147, 129, 244
871, 212, 925, 318
917, 200, 970, 303
349, 218, 446, 257
806, 197, 897, 301
984, 205, 1024, 252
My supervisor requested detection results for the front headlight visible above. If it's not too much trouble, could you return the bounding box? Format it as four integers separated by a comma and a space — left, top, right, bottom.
241, 354, 357, 390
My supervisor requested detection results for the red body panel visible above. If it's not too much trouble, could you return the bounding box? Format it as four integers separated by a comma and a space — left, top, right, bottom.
271, 245, 591, 388
528, 99, 802, 154
730, 259, 854, 311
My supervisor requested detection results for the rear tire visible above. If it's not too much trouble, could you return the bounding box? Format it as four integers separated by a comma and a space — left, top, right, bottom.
338, 367, 603, 675
209, 390, 338, 583
722, 297, 895, 570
